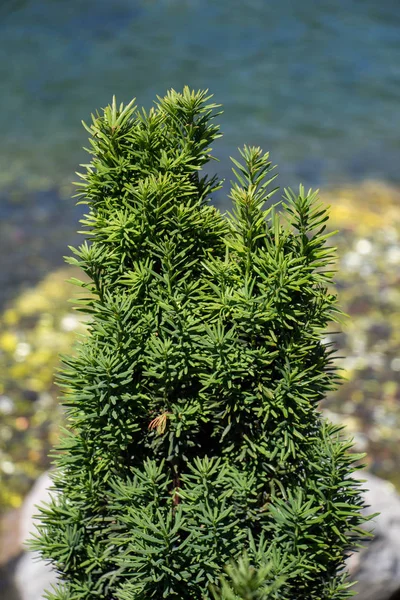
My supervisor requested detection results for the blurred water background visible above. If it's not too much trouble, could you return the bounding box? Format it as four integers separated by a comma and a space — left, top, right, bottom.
1, 0, 400, 589
1, 0, 400, 305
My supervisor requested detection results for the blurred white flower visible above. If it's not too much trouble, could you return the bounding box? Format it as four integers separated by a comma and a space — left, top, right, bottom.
14, 342, 31, 361
1, 460, 15, 474
342, 251, 362, 270
355, 239, 372, 255
0, 395, 14, 415
37, 392, 54, 408
61, 314, 79, 332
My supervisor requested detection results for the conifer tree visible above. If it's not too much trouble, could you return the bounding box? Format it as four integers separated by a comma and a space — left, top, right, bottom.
31, 87, 376, 600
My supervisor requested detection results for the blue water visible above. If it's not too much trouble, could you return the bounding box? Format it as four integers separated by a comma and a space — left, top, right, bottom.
1, 0, 400, 194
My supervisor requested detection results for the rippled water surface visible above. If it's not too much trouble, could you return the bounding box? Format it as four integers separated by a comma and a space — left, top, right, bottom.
1, 0, 400, 193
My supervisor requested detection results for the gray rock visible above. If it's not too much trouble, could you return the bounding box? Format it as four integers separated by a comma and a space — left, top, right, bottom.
346, 470, 400, 600
14, 472, 58, 600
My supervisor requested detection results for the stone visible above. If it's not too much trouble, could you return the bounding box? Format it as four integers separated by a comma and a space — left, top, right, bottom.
346, 470, 400, 600
13, 472, 58, 600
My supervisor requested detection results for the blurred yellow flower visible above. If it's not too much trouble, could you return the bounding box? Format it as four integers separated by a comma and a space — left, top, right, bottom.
0, 332, 18, 354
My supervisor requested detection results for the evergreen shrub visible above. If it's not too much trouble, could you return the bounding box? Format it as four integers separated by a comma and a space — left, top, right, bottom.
31, 87, 376, 599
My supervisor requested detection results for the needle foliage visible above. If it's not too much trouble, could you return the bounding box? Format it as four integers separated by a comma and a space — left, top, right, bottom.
31, 87, 376, 600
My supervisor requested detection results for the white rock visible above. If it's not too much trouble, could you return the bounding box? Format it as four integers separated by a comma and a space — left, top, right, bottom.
346, 470, 400, 600
14, 472, 58, 600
